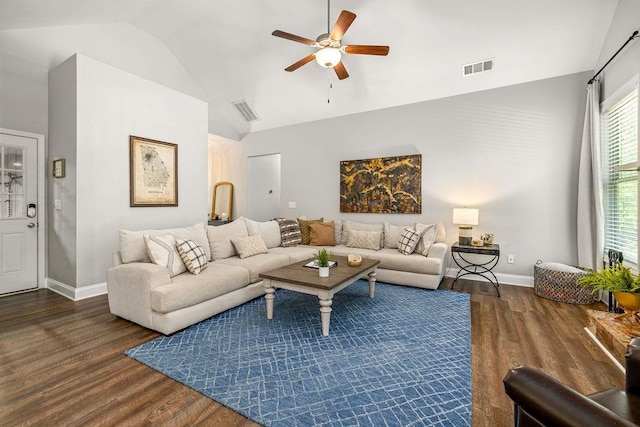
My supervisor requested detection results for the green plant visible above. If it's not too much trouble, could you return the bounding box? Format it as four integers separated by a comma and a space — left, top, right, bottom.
315, 248, 333, 268
578, 265, 640, 294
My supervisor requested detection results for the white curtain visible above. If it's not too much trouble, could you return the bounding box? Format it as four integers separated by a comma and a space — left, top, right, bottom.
577, 81, 604, 270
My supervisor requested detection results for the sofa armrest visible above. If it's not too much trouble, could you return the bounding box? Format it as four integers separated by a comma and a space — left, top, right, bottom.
427, 242, 447, 260
107, 262, 171, 330
627, 337, 640, 394
504, 366, 637, 427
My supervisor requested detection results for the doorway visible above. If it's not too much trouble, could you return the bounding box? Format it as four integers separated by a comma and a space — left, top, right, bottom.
0, 129, 44, 295
246, 153, 281, 221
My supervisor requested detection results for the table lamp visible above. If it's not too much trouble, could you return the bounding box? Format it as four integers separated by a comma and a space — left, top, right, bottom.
453, 208, 479, 246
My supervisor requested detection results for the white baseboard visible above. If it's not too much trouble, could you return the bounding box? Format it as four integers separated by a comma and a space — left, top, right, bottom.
445, 268, 533, 287
46, 278, 108, 301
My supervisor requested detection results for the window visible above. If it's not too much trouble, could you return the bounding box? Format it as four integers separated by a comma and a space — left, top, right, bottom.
601, 77, 639, 265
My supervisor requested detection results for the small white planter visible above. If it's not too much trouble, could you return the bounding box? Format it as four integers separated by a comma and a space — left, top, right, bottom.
318, 267, 330, 277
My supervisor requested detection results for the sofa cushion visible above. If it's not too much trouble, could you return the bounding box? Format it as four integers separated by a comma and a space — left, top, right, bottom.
347, 229, 382, 251
415, 223, 437, 256
120, 222, 210, 264
398, 227, 422, 255
342, 220, 384, 248
231, 235, 269, 259
297, 217, 323, 245
309, 221, 336, 246
333, 219, 343, 246
275, 218, 302, 247
215, 253, 290, 283
176, 239, 208, 274
268, 246, 317, 263
384, 221, 404, 249
435, 221, 446, 243
207, 219, 249, 260
144, 234, 186, 277
369, 248, 442, 275
245, 218, 282, 249
150, 263, 250, 313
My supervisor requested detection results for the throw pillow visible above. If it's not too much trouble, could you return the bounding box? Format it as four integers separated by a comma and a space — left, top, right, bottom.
297, 217, 324, 245
415, 223, 437, 256
309, 221, 336, 246
244, 218, 282, 248
398, 227, 423, 255
383, 221, 403, 249
346, 230, 382, 251
342, 220, 384, 248
435, 221, 447, 243
230, 235, 269, 259
207, 219, 248, 260
175, 239, 208, 275
144, 234, 187, 277
276, 218, 302, 247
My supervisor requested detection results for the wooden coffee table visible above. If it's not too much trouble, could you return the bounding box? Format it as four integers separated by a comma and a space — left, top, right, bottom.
259, 255, 380, 336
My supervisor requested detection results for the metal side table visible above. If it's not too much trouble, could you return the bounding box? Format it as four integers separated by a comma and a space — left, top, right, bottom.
451, 242, 500, 296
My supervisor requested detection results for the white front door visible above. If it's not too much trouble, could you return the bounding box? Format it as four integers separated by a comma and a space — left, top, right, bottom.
0, 133, 38, 294
247, 153, 281, 221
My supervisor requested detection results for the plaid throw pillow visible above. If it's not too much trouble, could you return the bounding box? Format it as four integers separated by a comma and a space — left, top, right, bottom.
176, 239, 208, 275
397, 227, 423, 255
276, 218, 302, 247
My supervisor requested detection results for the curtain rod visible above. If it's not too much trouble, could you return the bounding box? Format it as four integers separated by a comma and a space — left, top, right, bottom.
588, 30, 639, 85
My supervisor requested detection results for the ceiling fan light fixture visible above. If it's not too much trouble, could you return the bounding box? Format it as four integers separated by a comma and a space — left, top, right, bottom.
315, 47, 341, 68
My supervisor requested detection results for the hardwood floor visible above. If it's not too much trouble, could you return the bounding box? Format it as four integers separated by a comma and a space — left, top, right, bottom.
0, 280, 624, 426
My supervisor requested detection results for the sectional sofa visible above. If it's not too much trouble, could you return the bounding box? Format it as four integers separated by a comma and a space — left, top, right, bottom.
107, 217, 448, 334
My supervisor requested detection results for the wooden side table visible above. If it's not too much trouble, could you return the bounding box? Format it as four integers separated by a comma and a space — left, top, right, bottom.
451, 242, 500, 296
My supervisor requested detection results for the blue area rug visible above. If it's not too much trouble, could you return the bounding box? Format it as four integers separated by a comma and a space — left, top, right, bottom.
126, 280, 471, 426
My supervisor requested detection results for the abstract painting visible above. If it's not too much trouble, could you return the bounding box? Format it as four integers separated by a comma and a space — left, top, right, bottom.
340, 154, 421, 213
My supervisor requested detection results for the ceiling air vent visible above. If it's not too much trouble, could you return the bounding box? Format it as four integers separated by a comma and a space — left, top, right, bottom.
463, 59, 494, 77
231, 100, 259, 122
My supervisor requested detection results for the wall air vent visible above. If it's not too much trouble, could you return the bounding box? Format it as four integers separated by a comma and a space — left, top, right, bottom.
231, 100, 259, 122
463, 59, 494, 77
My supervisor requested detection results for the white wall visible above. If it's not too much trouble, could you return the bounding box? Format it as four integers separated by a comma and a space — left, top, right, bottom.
240, 72, 590, 279
48, 54, 209, 289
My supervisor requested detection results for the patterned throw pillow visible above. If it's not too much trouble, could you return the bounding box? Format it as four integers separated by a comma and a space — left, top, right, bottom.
144, 234, 187, 277
230, 235, 269, 259
309, 221, 336, 246
176, 239, 208, 275
398, 227, 423, 255
346, 230, 382, 251
415, 223, 437, 256
276, 218, 302, 247
297, 217, 324, 245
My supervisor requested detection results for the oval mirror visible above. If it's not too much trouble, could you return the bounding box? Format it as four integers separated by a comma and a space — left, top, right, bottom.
211, 181, 233, 221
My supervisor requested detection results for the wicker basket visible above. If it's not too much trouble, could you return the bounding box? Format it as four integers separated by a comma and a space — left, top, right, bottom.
533, 262, 594, 304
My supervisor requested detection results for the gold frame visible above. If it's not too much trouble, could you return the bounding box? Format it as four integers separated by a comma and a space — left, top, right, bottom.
52, 158, 65, 178
129, 135, 178, 207
211, 181, 233, 220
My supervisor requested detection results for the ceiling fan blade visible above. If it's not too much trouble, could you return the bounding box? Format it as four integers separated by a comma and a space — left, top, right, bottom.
272, 30, 316, 46
344, 45, 390, 56
334, 61, 349, 80
285, 54, 317, 72
329, 10, 356, 40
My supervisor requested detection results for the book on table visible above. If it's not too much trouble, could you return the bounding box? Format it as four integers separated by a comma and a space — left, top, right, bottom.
304, 260, 337, 269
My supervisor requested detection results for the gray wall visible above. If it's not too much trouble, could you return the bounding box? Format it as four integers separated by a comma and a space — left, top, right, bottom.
48, 54, 209, 289
595, 0, 640, 100
240, 72, 591, 279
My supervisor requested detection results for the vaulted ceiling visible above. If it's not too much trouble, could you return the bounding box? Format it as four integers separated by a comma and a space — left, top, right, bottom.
0, 0, 619, 139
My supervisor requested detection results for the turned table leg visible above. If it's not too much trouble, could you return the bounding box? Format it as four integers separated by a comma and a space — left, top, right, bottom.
368, 270, 377, 298
319, 298, 333, 336
265, 284, 275, 320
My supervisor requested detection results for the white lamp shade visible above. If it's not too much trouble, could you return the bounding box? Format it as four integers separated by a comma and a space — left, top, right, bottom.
315, 47, 342, 68
453, 208, 479, 225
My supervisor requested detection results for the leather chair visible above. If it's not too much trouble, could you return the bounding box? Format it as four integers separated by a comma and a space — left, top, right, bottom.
503, 337, 640, 426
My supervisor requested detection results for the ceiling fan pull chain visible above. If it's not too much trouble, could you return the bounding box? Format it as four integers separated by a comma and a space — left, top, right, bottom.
327, 71, 332, 103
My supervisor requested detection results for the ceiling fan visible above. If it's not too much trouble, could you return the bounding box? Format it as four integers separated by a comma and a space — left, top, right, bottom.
271, 1, 390, 80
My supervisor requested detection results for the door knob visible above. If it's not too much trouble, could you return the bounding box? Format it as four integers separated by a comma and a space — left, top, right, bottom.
27, 223, 36, 228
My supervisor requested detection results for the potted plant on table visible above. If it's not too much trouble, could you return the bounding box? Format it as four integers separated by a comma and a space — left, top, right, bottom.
315, 249, 333, 278
579, 264, 640, 324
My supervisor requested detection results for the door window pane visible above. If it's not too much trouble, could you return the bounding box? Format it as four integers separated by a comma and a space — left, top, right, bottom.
0, 146, 25, 219
3, 146, 23, 171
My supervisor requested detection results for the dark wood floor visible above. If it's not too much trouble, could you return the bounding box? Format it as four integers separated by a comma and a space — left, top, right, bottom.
0, 279, 624, 426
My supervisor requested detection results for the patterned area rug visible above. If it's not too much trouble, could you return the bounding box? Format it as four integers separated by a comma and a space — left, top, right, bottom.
126, 280, 471, 426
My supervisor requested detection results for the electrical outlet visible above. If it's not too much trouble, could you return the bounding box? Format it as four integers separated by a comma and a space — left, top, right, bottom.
507, 254, 515, 264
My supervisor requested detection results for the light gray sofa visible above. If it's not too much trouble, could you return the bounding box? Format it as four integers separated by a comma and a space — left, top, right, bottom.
107, 218, 448, 335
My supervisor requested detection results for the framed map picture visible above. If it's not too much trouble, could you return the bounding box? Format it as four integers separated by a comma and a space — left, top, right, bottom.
129, 135, 178, 207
